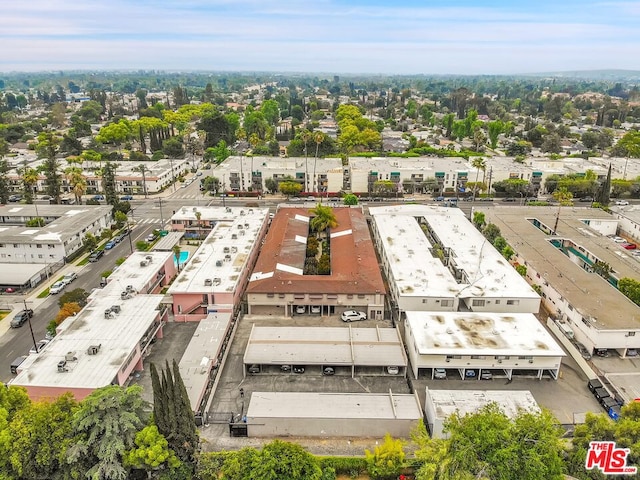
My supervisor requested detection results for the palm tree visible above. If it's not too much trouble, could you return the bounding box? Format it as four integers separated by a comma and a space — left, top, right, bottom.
133, 164, 149, 198
21, 167, 39, 203
195, 210, 202, 239
552, 187, 574, 234
301, 130, 312, 192
66, 166, 87, 205
172, 243, 182, 271
313, 131, 324, 193
309, 204, 337, 239
471, 157, 486, 201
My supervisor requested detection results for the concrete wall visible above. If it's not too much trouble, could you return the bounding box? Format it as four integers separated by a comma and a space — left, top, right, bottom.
247, 416, 420, 438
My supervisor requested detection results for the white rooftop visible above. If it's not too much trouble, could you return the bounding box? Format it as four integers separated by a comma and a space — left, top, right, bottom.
247, 391, 422, 420
370, 205, 539, 301
12, 293, 164, 390
243, 326, 407, 367
406, 311, 565, 357
425, 388, 539, 420
168, 207, 268, 295
96, 251, 173, 297
171, 205, 266, 222
179, 312, 233, 412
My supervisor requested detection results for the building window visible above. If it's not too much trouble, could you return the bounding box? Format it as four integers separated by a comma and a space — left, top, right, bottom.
470, 355, 486, 359
38, 254, 43, 258
472, 299, 485, 307
357, 294, 365, 299
494, 300, 500, 305
422, 299, 428, 303
629, 332, 636, 337
278, 294, 285, 299
347, 294, 353, 299
267, 293, 274, 298
441, 299, 451, 307
37, 244, 42, 248
507, 299, 520, 305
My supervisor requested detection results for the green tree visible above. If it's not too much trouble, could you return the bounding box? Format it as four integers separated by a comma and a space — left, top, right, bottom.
202, 176, 220, 193
114, 210, 128, 229
365, 433, 405, 479
0, 394, 77, 480
83, 233, 98, 252
487, 120, 503, 149
411, 420, 448, 480
482, 223, 501, 243
309, 204, 338, 238
26, 217, 45, 227
37, 132, 63, 203
162, 137, 185, 158
67, 385, 149, 480
102, 161, 119, 206
615, 130, 640, 159
66, 165, 87, 205
471, 157, 486, 200
205, 140, 231, 164
343, 193, 358, 205
472, 211, 485, 230
618, 277, 640, 306
0, 157, 10, 204
172, 244, 182, 271
279, 181, 302, 198
252, 440, 322, 480
133, 164, 150, 199
593, 260, 612, 280
373, 180, 397, 196
124, 425, 181, 478
260, 99, 280, 126
542, 133, 562, 154
264, 177, 277, 194
58, 288, 90, 308
96, 119, 133, 152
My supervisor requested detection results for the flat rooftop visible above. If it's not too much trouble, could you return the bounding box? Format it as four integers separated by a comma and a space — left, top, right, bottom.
406, 311, 565, 357
99, 251, 173, 295
0, 204, 112, 243
425, 388, 539, 420
477, 206, 640, 330
213, 155, 343, 175
243, 325, 407, 367
0, 263, 47, 285
247, 207, 385, 295
179, 312, 233, 412
171, 205, 267, 223
11, 293, 164, 391
370, 205, 539, 301
168, 208, 267, 295
247, 391, 422, 420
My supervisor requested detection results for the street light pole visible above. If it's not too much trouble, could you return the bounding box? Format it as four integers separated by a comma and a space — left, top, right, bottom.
23, 299, 38, 353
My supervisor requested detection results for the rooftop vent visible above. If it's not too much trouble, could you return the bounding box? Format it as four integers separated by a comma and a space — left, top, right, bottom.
204, 278, 213, 286
140, 259, 149, 267
224, 254, 231, 262
244, 223, 249, 229
223, 247, 230, 253
215, 260, 223, 267
145, 255, 152, 263
226, 207, 231, 213
57, 360, 68, 373
231, 234, 238, 239
87, 344, 101, 355
237, 225, 243, 230
111, 305, 121, 314
65, 352, 77, 362
240, 210, 245, 216
105, 309, 115, 319
248, 209, 254, 213
231, 246, 237, 253
213, 277, 221, 286
239, 230, 245, 236
126, 285, 135, 293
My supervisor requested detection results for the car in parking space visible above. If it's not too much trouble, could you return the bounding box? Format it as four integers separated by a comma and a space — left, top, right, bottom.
293, 365, 305, 374
310, 305, 321, 314
434, 196, 445, 202
295, 305, 306, 314
29, 339, 50, 355
120, 195, 134, 201
621, 242, 637, 250
616, 200, 630, 206
480, 370, 493, 380
10, 309, 34, 328
145, 233, 157, 242
628, 349, 638, 357
49, 281, 66, 295
340, 310, 367, 322
88, 250, 104, 262
434, 368, 447, 379
465, 370, 476, 378
62, 272, 78, 285
323, 367, 335, 376
93, 194, 105, 201
387, 366, 400, 375
104, 240, 116, 250
575, 342, 592, 360
501, 197, 516, 202
8, 194, 22, 202
613, 236, 626, 243
579, 196, 594, 202
280, 365, 291, 372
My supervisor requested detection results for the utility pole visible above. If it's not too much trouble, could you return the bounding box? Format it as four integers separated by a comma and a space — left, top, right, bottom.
156, 199, 165, 231
486, 166, 493, 199
24, 299, 38, 353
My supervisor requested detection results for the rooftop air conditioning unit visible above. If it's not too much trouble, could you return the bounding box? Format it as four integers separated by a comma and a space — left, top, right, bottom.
231, 234, 237, 239
223, 247, 230, 253
238, 225, 243, 230
216, 260, 223, 267
239, 230, 245, 236
121, 291, 130, 300
145, 255, 152, 263
213, 277, 221, 286
87, 344, 101, 355
105, 309, 114, 319
224, 254, 231, 261
204, 278, 213, 286
111, 305, 121, 314
65, 352, 77, 362
140, 260, 149, 267
226, 207, 231, 213
244, 223, 249, 229
57, 360, 68, 373
231, 246, 237, 253
126, 285, 135, 293
240, 210, 245, 216
248, 209, 253, 213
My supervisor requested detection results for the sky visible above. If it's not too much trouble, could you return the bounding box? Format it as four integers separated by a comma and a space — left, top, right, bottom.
2, 0, 640, 74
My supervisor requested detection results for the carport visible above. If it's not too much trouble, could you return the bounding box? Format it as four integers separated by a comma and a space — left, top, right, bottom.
242, 325, 407, 378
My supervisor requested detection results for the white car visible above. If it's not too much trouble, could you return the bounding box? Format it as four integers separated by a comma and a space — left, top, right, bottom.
62, 272, 78, 285
49, 281, 66, 295
340, 310, 367, 322
616, 200, 630, 206
29, 339, 50, 355
295, 305, 306, 314
310, 305, 321, 314
613, 236, 626, 243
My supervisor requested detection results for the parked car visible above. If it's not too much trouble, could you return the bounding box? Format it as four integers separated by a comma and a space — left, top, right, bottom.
613, 236, 626, 243
29, 339, 50, 355
622, 242, 637, 250
293, 365, 305, 374
310, 305, 321, 314
120, 195, 134, 201
104, 240, 116, 250
10, 355, 27, 374
88, 250, 104, 262
295, 305, 306, 314
595, 348, 610, 357
434, 368, 447, 379
10, 309, 34, 328
8, 194, 22, 202
480, 370, 493, 380
340, 310, 367, 322
501, 197, 516, 202
248, 364, 260, 374
576, 342, 592, 360
628, 349, 638, 357
114, 234, 125, 243
323, 367, 335, 376
387, 366, 400, 375
280, 365, 291, 372
49, 281, 66, 295
145, 234, 157, 243
62, 272, 78, 285
465, 370, 476, 378
3, 287, 16, 294
579, 197, 594, 202
434, 196, 445, 202
93, 194, 105, 201
616, 200, 630, 206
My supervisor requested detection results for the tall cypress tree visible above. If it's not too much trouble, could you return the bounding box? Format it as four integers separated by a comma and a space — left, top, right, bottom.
596, 163, 612, 205
150, 363, 168, 433
172, 359, 199, 463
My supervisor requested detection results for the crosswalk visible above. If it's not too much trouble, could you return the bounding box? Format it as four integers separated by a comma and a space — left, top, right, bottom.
134, 218, 165, 225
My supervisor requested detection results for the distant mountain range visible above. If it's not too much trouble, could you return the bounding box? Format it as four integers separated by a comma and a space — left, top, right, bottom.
525, 69, 640, 81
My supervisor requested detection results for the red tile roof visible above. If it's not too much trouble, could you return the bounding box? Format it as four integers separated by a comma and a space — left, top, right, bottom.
248, 207, 386, 295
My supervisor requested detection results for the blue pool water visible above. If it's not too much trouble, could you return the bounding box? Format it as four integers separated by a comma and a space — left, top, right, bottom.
174, 251, 189, 266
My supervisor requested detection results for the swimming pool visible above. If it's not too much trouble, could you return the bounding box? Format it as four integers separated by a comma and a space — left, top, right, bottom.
175, 251, 189, 266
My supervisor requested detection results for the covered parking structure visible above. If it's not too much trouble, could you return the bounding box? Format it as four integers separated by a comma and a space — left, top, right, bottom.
243, 325, 408, 377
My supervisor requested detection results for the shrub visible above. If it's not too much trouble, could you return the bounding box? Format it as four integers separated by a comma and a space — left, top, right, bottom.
318, 456, 367, 476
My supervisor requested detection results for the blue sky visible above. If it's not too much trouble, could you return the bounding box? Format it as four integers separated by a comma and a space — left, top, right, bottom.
1, 0, 639, 74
